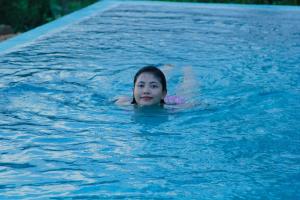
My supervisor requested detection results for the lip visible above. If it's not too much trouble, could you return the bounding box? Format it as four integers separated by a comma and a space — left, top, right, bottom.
140, 96, 153, 101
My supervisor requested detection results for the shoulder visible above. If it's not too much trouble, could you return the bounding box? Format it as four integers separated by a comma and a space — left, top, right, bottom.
164, 95, 185, 105
115, 96, 132, 106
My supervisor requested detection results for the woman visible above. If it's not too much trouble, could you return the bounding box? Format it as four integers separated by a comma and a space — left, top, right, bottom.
115, 65, 187, 107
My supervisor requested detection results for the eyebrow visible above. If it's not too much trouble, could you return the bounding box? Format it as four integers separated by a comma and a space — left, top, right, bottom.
137, 81, 159, 84
150, 81, 159, 84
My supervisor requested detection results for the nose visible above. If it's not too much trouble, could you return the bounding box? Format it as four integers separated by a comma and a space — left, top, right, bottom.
142, 85, 150, 94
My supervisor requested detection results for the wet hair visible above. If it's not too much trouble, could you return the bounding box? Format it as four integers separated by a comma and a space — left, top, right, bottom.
131, 65, 167, 104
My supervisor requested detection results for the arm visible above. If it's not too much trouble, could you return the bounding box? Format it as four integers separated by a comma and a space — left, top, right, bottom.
175, 66, 199, 99
115, 96, 132, 106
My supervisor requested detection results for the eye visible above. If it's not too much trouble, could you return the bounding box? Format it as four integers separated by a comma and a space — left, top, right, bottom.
137, 84, 144, 88
151, 84, 158, 89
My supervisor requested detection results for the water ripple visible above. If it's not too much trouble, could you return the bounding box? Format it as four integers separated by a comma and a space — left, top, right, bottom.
0, 2, 299, 199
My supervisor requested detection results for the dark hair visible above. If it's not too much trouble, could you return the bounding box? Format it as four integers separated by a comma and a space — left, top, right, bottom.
131, 65, 167, 104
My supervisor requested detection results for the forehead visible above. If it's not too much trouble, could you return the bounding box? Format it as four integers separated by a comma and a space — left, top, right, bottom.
136, 72, 160, 83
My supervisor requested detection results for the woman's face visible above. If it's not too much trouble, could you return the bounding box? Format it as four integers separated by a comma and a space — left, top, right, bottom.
133, 72, 166, 106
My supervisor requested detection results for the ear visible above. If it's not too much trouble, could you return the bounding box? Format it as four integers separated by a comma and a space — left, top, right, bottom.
162, 91, 167, 99
132, 87, 136, 97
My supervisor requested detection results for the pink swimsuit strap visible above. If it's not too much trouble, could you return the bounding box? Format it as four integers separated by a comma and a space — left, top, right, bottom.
164, 95, 185, 105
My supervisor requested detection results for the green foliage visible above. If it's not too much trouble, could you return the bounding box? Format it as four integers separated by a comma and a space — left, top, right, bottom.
49, 0, 98, 18
0, 0, 52, 32
0, 0, 97, 32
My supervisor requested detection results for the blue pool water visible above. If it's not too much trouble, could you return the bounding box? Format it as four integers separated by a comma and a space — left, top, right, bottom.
0, 1, 300, 199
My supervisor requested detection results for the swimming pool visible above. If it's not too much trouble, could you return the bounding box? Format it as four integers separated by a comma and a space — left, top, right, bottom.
0, 0, 299, 199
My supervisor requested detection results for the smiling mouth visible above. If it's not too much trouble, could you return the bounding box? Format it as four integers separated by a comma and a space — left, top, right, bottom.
141, 97, 153, 101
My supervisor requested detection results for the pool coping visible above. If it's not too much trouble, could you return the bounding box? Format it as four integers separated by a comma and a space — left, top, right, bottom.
0, 0, 299, 55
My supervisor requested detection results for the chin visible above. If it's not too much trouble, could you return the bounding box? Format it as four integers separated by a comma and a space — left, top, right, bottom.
138, 102, 160, 107
139, 103, 154, 106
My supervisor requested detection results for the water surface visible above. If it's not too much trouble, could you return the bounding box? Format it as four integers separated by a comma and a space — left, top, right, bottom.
0, 1, 299, 199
